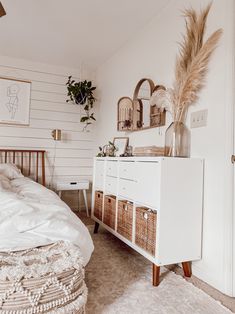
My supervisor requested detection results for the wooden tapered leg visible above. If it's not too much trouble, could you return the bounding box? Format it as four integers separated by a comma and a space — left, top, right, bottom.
94, 222, 100, 234
152, 264, 160, 286
182, 261, 192, 277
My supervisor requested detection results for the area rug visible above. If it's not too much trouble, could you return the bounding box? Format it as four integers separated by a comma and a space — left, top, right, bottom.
85, 227, 232, 314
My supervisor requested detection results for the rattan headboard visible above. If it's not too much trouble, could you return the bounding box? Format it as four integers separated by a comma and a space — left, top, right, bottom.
0, 149, 46, 186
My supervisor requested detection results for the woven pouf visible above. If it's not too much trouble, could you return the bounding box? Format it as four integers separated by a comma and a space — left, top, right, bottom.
0, 241, 87, 314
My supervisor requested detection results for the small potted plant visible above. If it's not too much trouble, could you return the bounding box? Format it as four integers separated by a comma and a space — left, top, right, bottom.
66, 76, 96, 130
96, 142, 117, 157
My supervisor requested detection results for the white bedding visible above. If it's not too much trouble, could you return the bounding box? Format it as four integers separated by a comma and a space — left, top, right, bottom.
0, 174, 94, 265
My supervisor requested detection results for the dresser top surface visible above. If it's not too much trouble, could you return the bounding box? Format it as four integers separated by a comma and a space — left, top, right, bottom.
94, 156, 203, 162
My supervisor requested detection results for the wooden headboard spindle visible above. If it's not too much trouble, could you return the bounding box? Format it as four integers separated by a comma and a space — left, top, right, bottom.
0, 149, 46, 186
28, 151, 31, 177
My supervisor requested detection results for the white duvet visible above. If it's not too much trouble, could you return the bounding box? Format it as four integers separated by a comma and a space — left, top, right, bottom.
0, 174, 94, 266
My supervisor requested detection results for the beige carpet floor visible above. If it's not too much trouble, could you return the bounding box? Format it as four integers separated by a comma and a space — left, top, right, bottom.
85, 227, 232, 314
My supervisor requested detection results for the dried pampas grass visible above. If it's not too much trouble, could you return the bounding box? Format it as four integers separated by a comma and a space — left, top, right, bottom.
172, 3, 222, 122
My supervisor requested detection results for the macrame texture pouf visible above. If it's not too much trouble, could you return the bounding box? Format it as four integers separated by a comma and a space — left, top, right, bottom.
0, 241, 87, 314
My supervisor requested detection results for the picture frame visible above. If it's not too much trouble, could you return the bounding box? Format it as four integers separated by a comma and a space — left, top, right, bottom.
113, 137, 129, 156
0, 77, 31, 125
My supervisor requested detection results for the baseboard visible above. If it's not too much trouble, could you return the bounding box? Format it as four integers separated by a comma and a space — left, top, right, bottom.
192, 263, 233, 297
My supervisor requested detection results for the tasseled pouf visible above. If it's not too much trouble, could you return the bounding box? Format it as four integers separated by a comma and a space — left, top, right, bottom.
0, 242, 87, 314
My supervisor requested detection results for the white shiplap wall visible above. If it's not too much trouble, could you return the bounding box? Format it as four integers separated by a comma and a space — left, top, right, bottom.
0, 56, 96, 209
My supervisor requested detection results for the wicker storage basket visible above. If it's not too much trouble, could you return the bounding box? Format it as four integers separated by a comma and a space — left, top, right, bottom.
103, 195, 116, 229
117, 200, 133, 241
94, 190, 103, 220
135, 207, 157, 256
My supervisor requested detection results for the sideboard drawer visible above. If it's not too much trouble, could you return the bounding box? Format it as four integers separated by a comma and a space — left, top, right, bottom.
95, 160, 105, 188
106, 161, 118, 177
119, 161, 136, 181
136, 162, 160, 208
119, 178, 136, 200
105, 176, 118, 194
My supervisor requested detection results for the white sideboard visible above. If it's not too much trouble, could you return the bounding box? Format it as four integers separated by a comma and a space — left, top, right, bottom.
91, 156, 204, 286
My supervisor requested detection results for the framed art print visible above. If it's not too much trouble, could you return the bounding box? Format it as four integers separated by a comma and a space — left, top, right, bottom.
0, 77, 31, 125
113, 137, 129, 156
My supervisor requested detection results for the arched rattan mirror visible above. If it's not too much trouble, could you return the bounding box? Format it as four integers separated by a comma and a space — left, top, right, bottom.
133, 78, 155, 130
117, 78, 166, 132
117, 97, 134, 131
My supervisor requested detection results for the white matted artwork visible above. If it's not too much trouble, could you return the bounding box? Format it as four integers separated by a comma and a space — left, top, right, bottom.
113, 137, 129, 156
0, 77, 31, 125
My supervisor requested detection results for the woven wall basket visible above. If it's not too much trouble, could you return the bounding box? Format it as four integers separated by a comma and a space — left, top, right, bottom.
0, 241, 87, 314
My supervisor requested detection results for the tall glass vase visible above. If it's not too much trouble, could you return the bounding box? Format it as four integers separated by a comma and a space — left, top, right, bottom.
164, 121, 190, 157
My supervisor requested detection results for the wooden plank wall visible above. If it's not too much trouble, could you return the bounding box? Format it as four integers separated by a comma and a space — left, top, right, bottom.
0, 56, 95, 210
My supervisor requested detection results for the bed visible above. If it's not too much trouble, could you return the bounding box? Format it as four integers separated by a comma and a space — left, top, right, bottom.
0, 149, 94, 313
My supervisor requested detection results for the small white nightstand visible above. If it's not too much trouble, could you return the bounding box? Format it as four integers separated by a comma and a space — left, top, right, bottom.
56, 180, 89, 216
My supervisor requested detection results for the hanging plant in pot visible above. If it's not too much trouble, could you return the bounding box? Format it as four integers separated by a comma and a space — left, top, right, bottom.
66, 76, 96, 131
162, 4, 222, 157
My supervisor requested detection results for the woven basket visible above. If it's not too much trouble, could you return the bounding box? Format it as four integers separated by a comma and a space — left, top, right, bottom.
103, 195, 116, 229
135, 207, 157, 256
94, 190, 103, 220
117, 200, 133, 241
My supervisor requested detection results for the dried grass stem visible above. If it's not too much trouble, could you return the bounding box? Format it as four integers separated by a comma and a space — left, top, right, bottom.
172, 3, 222, 123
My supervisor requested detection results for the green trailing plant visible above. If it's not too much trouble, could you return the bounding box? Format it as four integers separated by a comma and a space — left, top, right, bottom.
66, 76, 96, 130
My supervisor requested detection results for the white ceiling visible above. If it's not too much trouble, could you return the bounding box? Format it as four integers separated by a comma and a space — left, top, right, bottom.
0, 0, 169, 69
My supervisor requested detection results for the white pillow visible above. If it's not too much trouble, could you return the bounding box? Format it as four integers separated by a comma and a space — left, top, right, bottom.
0, 163, 23, 180
0, 174, 11, 190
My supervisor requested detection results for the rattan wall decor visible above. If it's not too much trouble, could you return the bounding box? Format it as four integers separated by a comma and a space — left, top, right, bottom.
117, 97, 134, 131
117, 78, 166, 132
150, 85, 166, 128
